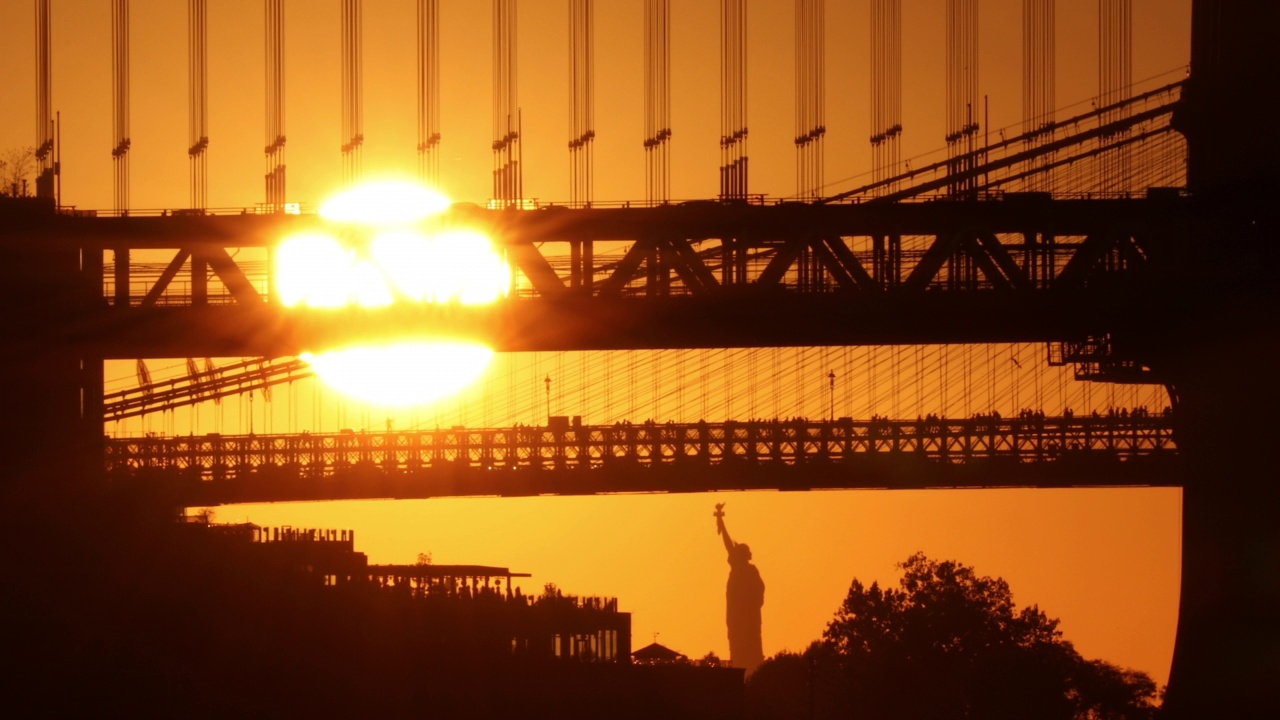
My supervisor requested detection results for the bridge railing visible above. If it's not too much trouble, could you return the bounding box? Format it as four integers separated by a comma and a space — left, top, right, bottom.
64, 204, 313, 218
105, 413, 1176, 482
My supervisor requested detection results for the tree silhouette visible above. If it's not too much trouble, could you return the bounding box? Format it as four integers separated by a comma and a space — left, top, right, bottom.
747, 553, 1160, 720
0, 146, 35, 197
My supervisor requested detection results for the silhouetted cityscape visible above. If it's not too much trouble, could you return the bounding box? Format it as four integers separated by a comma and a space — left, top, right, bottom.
3, 1, 1278, 717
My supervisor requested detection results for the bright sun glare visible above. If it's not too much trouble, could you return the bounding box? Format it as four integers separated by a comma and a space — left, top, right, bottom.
300, 343, 494, 408
279, 181, 511, 408
317, 180, 451, 224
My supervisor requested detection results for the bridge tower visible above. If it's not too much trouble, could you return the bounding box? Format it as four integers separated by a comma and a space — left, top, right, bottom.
1180, 2, 1280, 200
1162, 2, 1280, 717
0, 209, 105, 501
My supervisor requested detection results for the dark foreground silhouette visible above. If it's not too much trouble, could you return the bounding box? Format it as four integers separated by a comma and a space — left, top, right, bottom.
716, 503, 765, 675
745, 553, 1161, 720
0, 483, 742, 718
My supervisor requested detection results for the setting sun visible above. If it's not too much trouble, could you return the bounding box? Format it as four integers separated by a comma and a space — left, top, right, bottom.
318, 180, 451, 225
300, 342, 494, 408
276, 184, 511, 309
275, 232, 355, 308
280, 181, 512, 407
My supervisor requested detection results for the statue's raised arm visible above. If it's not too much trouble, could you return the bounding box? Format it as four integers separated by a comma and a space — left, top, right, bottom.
714, 503, 734, 555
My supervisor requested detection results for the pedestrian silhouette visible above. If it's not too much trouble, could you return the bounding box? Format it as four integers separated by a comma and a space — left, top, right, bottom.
714, 503, 764, 674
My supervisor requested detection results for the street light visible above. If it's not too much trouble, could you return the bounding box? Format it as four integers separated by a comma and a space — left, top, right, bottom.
544, 374, 552, 424
828, 370, 836, 421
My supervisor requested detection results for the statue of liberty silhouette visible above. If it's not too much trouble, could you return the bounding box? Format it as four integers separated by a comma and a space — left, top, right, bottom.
714, 503, 764, 674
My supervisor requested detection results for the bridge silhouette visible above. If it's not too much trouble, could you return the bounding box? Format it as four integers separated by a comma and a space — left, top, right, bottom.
2, 2, 1278, 718
107, 414, 1179, 505
35, 192, 1191, 358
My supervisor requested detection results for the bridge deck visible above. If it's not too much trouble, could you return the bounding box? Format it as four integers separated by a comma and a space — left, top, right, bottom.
106, 414, 1180, 505
2, 194, 1214, 357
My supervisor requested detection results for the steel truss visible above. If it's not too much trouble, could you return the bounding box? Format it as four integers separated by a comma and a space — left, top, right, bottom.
106, 414, 1179, 505
22, 193, 1202, 360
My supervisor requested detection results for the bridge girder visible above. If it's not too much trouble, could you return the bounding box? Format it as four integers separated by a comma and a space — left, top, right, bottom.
5, 197, 1219, 361
105, 415, 1180, 506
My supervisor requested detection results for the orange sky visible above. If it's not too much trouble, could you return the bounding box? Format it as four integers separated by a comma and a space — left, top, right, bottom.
0, 0, 1189, 208
0, 0, 1189, 684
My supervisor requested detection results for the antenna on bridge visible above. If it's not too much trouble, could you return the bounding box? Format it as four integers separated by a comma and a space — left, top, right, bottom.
112, 0, 131, 214
342, 0, 364, 186
795, 0, 825, 200
643, 0, 671, 206
720, 0, 748, 200
1022, 0, 1055, 191
1098, 0, 1131, 193
568, 0, 595, 207
493, 0, 522, 208
417, 0, 441, 185
189, 0, 209, 211
945, 0, 978, 198
870, 0, 902, 195
265, 0, 286, 211
34, 0, 57, 203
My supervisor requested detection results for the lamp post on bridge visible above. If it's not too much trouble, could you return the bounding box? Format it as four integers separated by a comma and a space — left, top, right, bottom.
828, 370, 836, 421
544, 374, 551, 425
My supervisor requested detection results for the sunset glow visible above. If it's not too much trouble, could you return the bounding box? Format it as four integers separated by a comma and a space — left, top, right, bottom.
276, 184, 511, 309
318, 180, 451, 225
0, 0, 1205, 699
275, 233, 355, 308
276, 228, 511, 308
371, 228, 512, 305
300, 342, 494, 408
282, 182, 511, 406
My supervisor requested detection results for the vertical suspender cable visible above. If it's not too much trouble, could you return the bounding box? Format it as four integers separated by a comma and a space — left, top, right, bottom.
418, 0, 441, 184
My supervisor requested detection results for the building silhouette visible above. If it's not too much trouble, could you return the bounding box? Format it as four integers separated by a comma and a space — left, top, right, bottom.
87, 515, 742, 718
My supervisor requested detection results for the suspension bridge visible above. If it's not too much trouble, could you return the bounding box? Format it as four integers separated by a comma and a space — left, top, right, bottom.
2, 2, 1278, 717
107, 414, 1180, 505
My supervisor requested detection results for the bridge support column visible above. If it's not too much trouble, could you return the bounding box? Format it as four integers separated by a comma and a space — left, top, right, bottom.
1165, 3, 1280, 714
0, 230, 104, 493
1165, 333, 1280, 718
0, 353, 102, 487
